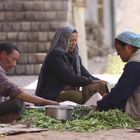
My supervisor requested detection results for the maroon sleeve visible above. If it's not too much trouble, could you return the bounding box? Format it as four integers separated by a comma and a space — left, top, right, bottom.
0, 69, 22, 98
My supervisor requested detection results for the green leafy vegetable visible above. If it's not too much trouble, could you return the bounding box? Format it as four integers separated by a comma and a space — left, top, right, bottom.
18, 106, 139, 132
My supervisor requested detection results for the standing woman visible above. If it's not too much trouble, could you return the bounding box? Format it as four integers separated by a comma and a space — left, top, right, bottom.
35, 26, 108, 104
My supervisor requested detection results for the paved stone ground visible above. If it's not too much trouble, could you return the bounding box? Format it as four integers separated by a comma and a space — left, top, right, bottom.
8, 75, 38, 95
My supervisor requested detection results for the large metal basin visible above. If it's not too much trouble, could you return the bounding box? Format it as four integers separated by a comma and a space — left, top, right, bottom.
45, 105, 74, 121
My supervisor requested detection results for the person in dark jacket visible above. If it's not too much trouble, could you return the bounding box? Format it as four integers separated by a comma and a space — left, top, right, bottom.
97, 31, 140, 120
35, 26, 108, 103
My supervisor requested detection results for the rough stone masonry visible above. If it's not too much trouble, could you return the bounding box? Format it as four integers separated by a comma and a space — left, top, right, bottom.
0, 0, 70, 75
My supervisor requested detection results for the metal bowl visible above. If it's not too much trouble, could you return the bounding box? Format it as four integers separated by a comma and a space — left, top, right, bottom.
45, 105, 74, 121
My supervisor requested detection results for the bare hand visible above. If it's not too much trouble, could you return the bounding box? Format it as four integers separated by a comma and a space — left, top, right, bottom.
47, 100, 59, 105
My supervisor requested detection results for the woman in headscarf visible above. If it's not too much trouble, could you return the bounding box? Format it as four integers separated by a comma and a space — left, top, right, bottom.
35, 26, 108, 104
97, 31, 140, 120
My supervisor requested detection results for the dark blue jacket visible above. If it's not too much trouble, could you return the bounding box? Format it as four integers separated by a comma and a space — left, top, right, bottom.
35, 50, 99, 100
97, 62, 140, 111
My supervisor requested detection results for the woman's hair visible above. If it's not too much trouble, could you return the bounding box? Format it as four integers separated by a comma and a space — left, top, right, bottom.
115, 38, 139, 53
0, 43, 19, 54
72, 29, 77, 34
115, 38, 127, 47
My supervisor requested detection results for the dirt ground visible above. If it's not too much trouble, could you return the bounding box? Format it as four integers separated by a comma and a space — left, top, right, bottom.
1, 129, 140, 140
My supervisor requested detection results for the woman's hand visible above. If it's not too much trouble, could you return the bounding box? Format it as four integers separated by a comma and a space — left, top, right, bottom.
87, 80, 109, 96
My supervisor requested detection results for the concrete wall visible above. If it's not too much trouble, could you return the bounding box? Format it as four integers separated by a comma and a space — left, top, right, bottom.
85, 0, 115, 50
85, 0, 98, 24
73, 0, 88, 68
103, 0, 115, 49
115, 0, 140, 34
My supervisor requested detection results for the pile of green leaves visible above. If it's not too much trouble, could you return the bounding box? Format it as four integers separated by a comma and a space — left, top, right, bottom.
19, 106, 138, 132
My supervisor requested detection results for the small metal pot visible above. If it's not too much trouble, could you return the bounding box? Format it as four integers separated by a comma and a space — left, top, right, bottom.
45, 105, 74, 121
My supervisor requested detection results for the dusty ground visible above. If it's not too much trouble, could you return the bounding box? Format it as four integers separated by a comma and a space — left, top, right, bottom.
1, 129, 140, 140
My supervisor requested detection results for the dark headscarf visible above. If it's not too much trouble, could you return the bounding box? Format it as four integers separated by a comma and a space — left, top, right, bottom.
42, 25, 81, 76
36, 26, 82, 95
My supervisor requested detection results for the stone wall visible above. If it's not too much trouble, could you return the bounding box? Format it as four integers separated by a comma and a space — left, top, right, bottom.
0, 0, 70, 75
